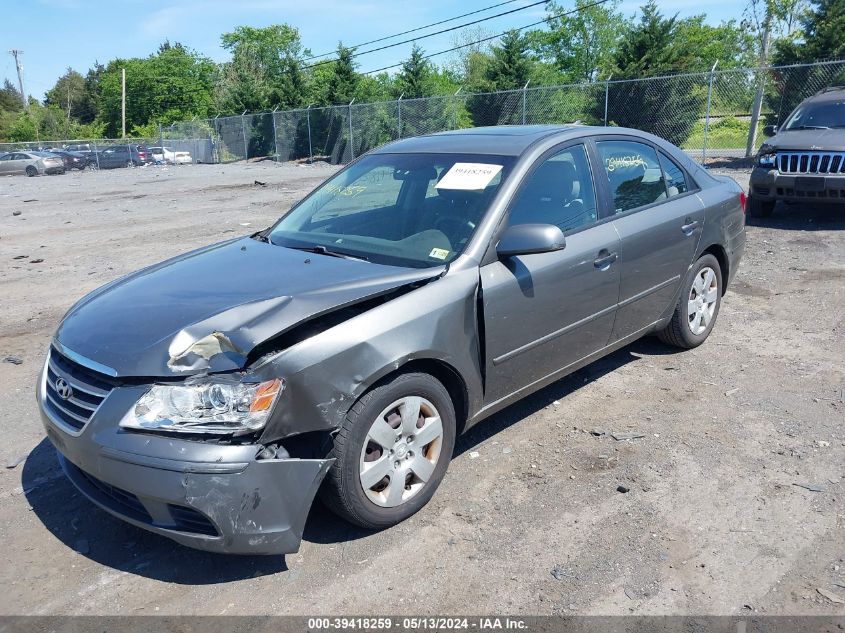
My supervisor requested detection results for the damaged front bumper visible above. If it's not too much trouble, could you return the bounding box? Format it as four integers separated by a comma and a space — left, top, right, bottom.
37, 360, 332, 555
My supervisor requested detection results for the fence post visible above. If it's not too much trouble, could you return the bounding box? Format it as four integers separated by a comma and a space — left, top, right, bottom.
702, 61, 719, 164
348, 99, 355, 162
746, 66, 767, 158
397, 93, 404, 139
213, 114, 220, 163
306, 104, 314, 163
453, 88, 462, 130
271, 106, 279, 162
604, 74, 613, 126
522, 81, 530, 125
241, 110, 248, 161
93, 139, 100, 170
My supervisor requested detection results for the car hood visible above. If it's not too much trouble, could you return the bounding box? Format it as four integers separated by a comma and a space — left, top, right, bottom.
763, 128, 845, 152
56, 237, 442, 377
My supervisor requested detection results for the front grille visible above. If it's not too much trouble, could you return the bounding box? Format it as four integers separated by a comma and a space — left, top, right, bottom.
66, 460, 219, 537
778, 151, 845, 174
44, 348, 114, 432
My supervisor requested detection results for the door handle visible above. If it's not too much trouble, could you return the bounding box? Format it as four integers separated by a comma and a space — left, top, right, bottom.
681, 218, 700, 235
594, 251, 618, 269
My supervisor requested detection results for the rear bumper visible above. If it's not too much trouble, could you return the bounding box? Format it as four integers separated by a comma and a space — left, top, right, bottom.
750, 167, 845, 204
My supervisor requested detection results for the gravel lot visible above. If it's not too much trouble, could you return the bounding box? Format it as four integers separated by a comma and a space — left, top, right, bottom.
0, 162, 842, 616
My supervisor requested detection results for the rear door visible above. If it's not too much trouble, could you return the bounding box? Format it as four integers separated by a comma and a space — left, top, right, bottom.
593, 137, 704, 342
480, 142, 621, 404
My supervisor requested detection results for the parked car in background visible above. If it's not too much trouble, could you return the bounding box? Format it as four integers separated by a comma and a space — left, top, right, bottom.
148, 146, 192, 164
0, 151, 65, 176
47, 149, 88, 171
95, 145, 150, 169
39, 125, 746, 555
749, 86, 845, 217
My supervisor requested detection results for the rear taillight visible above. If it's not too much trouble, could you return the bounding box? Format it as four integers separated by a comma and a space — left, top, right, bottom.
739, 191, 747, 213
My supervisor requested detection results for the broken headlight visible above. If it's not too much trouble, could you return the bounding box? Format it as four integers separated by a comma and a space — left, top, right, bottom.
120, 378, 283, 435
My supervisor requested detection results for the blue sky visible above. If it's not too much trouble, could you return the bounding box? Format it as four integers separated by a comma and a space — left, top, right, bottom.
4, 0, 742, 101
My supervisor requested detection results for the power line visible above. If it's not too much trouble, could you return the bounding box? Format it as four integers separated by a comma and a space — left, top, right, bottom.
303, 0, 526, 61
302, 0, 550, 70
361, 0, 611, 75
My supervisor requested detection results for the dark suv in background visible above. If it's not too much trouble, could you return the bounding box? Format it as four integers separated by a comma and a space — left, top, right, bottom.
749, 86, 845, 216
95, 144, 152, 169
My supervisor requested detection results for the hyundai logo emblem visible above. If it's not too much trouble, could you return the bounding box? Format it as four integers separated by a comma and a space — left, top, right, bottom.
55, 377, 73, 401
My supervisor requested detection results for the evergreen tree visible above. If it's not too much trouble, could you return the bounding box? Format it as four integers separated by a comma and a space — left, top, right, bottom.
394, 45, 432, 99
774, 0, 845, 62
468, 30, 533, 126
0, 79, 23, 112
600, 1, 704, 145
326, 44, 359, 105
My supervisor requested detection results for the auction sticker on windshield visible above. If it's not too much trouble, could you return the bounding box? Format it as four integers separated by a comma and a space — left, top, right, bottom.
435, 163, 503, 190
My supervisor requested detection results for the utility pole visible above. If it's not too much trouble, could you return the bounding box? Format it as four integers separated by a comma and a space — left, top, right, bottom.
121, 67, 126, 138
746, 20, 771, 157
9, 49, 27, 110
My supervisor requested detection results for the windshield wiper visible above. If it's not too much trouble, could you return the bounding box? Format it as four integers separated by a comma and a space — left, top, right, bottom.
790, 125, 830, 130
287, 245, 369, 262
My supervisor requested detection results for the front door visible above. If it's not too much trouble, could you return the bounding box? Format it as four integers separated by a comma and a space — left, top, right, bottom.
481, 143, 621, 405
593, 139, 705, 342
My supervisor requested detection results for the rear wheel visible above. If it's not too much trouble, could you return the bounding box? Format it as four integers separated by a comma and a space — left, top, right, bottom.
321, 372, 456, 529
25, 165, 37, 177
658, 253, 722, 349
748, 195, 775, 218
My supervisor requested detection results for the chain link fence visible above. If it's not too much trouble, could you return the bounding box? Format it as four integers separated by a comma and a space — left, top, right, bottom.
3, 59, 843, 168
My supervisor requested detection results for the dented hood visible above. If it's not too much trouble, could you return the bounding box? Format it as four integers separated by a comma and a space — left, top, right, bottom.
56, 237, 441, 377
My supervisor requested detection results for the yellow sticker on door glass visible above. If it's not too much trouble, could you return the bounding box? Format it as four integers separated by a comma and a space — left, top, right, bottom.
435, 163, 503, 190
429, 248, 450, 260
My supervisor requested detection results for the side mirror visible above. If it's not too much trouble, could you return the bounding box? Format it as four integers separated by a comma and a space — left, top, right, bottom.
497, 224, 566, 258
763, 124, 778, 137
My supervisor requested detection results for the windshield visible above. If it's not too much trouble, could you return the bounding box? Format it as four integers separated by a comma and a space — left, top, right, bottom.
784, 100, 845, 130
268, 153, 514, 268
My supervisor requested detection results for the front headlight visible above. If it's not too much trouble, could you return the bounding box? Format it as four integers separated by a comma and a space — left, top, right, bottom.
758, 152, 777, 167
120, 378, 284, 435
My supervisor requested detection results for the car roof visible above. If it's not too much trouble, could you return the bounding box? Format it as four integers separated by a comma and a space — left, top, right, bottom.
371, 124, 664, 156
806, 87, 845, 104
372, 125, 590, 156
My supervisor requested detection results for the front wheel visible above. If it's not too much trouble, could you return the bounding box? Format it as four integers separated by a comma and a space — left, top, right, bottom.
25, 165, 37, 177
658, 254, 722, 349
321, 372, 456, 529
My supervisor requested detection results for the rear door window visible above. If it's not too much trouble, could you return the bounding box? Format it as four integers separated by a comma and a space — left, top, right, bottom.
596, 140, 667, 214
659, 152, 689, 197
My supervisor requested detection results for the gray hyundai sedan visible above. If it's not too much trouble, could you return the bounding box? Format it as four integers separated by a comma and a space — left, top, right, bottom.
38, 125, 746, 555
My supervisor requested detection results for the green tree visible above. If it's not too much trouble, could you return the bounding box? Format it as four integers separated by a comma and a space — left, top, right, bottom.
675, 17, 757, 69
216, 25, 307, 113
774, 0, 845, 62
99, 45, 215, 137
394, 45, 432, 98
45, 68, 86, 132
532, 0, 626, 82
468, 30, 533, 126
602, 1, 705, 145
326, 43, 359, 104
0, 79, 23, 113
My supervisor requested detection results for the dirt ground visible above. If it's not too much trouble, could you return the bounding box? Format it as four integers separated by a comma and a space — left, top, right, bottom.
0, 161, 842, 616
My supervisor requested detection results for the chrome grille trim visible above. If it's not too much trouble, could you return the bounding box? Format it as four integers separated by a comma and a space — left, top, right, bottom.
42, 347, 114, 435
777, 151, 845, 175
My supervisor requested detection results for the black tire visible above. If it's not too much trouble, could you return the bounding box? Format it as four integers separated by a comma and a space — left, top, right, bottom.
321, 372, 456, 529
748, 195, 775, 218
658, 253, 723, 349
25, 165, 37, 177
126, 160, 133, 168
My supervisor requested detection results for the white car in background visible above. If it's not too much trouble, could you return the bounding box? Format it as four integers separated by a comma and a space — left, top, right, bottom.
148, 146, 192, 165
